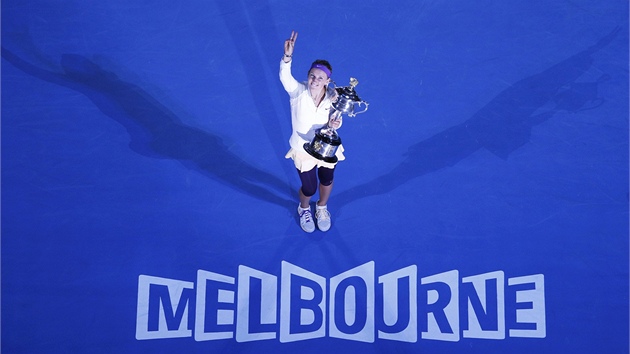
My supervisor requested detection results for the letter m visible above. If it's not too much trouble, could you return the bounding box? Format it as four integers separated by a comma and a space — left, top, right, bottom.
136, 275, 195, 340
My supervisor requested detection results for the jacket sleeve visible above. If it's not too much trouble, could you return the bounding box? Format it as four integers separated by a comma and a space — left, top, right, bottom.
279, 60, 299, 96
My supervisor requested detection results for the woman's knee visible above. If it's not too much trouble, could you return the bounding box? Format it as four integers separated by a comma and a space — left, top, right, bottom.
298, 168, 319, 197
318, 167, 335, 186
301, 185, 317, 197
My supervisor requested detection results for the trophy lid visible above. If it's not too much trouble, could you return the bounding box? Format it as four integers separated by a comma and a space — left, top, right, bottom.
335, 77, 362, 102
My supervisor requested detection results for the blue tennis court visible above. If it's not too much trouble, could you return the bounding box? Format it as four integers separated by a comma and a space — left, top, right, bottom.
2, 1, 628, 353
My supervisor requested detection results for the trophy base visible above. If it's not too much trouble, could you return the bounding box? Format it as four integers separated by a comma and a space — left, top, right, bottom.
304, 143, 338, 163
303, 129, 341, 164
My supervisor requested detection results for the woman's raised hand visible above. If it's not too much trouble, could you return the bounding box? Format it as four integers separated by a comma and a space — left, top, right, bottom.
284, 31, 298, 57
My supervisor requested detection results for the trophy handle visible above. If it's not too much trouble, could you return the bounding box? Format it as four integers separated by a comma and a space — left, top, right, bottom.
349, 101, 369, 117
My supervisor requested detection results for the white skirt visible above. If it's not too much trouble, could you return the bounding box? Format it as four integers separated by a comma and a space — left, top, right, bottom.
285, 145, 345, 172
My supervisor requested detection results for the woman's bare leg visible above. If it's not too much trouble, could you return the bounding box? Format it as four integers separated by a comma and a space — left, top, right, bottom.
317, 181, 333, 206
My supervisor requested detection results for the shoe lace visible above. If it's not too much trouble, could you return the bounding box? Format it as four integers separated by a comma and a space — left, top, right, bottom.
301, 210, 313, 223
316, 208, 330, 221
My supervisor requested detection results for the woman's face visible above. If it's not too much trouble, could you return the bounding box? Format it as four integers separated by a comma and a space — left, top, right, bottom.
307, 68, 330, 93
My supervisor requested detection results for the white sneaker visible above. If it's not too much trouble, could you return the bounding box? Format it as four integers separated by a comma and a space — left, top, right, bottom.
298, 206, 315, 233
315, 205, 331, 232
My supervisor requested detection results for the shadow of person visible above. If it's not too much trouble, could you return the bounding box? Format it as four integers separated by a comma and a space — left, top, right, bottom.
334, 27, 621, 210
2, 49, 294, 209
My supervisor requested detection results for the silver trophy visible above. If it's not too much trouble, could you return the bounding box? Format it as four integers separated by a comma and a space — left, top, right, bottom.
304, 77, 369, 163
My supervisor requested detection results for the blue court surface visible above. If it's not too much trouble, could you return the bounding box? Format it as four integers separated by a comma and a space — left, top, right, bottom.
2, 1, 628, 353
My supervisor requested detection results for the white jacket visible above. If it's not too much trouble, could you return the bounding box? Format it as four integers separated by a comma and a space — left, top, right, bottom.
279, 59, 341, 153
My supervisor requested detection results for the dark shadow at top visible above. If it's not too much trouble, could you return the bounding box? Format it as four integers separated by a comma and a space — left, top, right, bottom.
1, 48, 294, 209
334, 27, 621, 210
